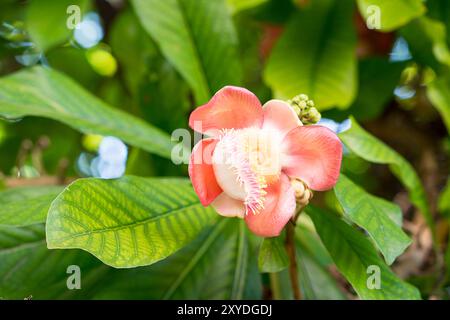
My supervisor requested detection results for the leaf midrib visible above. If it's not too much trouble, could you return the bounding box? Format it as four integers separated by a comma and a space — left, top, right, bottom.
48, 201, 204, 242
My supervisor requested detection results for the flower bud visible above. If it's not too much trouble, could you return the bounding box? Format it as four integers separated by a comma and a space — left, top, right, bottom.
287, 94, 321, 125
290, 178, 313, 206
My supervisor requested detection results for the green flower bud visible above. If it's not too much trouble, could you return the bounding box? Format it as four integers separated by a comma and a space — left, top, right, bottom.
287, 94, 321, 125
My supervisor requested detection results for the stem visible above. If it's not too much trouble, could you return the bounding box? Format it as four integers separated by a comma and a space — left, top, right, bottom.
285, 221, 301, 300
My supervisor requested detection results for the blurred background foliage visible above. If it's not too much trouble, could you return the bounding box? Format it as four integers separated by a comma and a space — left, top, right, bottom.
0, 0, 449, 299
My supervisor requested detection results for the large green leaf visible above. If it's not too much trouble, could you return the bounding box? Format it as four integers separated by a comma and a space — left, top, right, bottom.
306, 206, 421, 300
334, 174, 411, 265
357, 0, 425, 32
25, 0, 88, 52
46, 176, 217, 268
0, 220, 261, 299
339, 117, 434, 234
347, 58, 405, 120
0, 66, 177, 159
131, 0, 242, 104
0, 223, 107, 300
0, 186, 63, 226
93, 219, 262, 299
427, 73, 450, 133
264, 0, 357, 110
258, 236, 288, 273
401, 17, 450, 72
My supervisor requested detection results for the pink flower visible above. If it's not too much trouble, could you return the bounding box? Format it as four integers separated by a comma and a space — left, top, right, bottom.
188, 86, 342, 237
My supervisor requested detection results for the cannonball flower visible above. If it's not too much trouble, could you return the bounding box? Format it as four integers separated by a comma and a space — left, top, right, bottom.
188, 86, 342, 237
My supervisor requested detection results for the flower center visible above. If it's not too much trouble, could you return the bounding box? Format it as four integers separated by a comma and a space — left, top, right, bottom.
212, 128, 281, 214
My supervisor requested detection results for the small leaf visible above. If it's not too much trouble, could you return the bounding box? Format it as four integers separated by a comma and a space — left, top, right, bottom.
0, 186, 63, 226
131, 0, 242, 104
357, 0, 425, 32
306, 205, 421, 300
46, 176, 217, 268
334, 174, 411, 265
427, 73, 450, 133
0, 67, 178, 159
264, 0, 357, 110
339, 117, 434, 235
258, 236, 288, 273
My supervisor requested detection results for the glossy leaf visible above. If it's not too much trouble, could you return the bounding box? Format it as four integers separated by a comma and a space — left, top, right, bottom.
131, 0, 242, 104
0, 186, 63, 226
93, 219, 262, 299
339, 117, 434, 234
258, 236, 288, 273
1, 220, 261, 299
357, 0, 425, 32
306, 206, 421, 300
264, 0, 357, 110
401, 17, 450, 72
46, 177, 217, 268
427, 73, 450, 133
334, 174, 411, 265
25, 0, 88, 52
0, 66, 177, 159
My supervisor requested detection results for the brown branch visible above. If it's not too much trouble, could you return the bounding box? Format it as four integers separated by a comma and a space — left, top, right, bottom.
4, 176, 76, 188
285, 221, 301, 300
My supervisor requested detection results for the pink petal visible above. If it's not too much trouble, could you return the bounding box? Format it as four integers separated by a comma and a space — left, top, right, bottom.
211, 193, 245, 218
281, 125, 342, 191
189, 86, 264, 136
245, 174, 296, 237
189, 138, 222, 206
262, 99, 301, 140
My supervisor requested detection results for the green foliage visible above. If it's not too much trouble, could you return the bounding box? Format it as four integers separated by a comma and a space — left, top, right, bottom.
357, 0, 425, 32
258, 236, 288, 273
334, 174, 411, 265
0, 66, 178, 159
339, 117, 434, 235
427, 73, 450, 133
306, 206, 421, 300
401, 17, 450, 72
131, 0, 242, 104
25, 0, 88, 52
0, 186, 63, 226
264, 0, 357, 110
46, 177, 217, 268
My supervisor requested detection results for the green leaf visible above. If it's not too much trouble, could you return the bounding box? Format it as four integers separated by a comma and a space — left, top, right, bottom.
227, 0, 268, 14
258, 236, 288, 273
264, 0, 357, 110
347, 58, 405, 120
0, 186, 63, 226
401, 17, 450, 71
438, 179, 450, 218
0, 66, 177, 159
306, 206, 421, 300
356, 0, 425, 32
0, 224, 107, 299
339, 117, 434, 235
46, 176, 218, 268
334, 174, 411, 265
25, 0, 88, 52
0, 220, 261, 299
93, 219, 262, 299
131, 0, 242, 104
427, 73, 450, 133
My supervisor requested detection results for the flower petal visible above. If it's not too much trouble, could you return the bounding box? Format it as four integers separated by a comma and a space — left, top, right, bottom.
188, 138, 222, 206
245, 174, 296, 237
262, 99, 301, 140
281, 125, 342, 191
211, 193, 245, 218
189, 86, 264, 136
